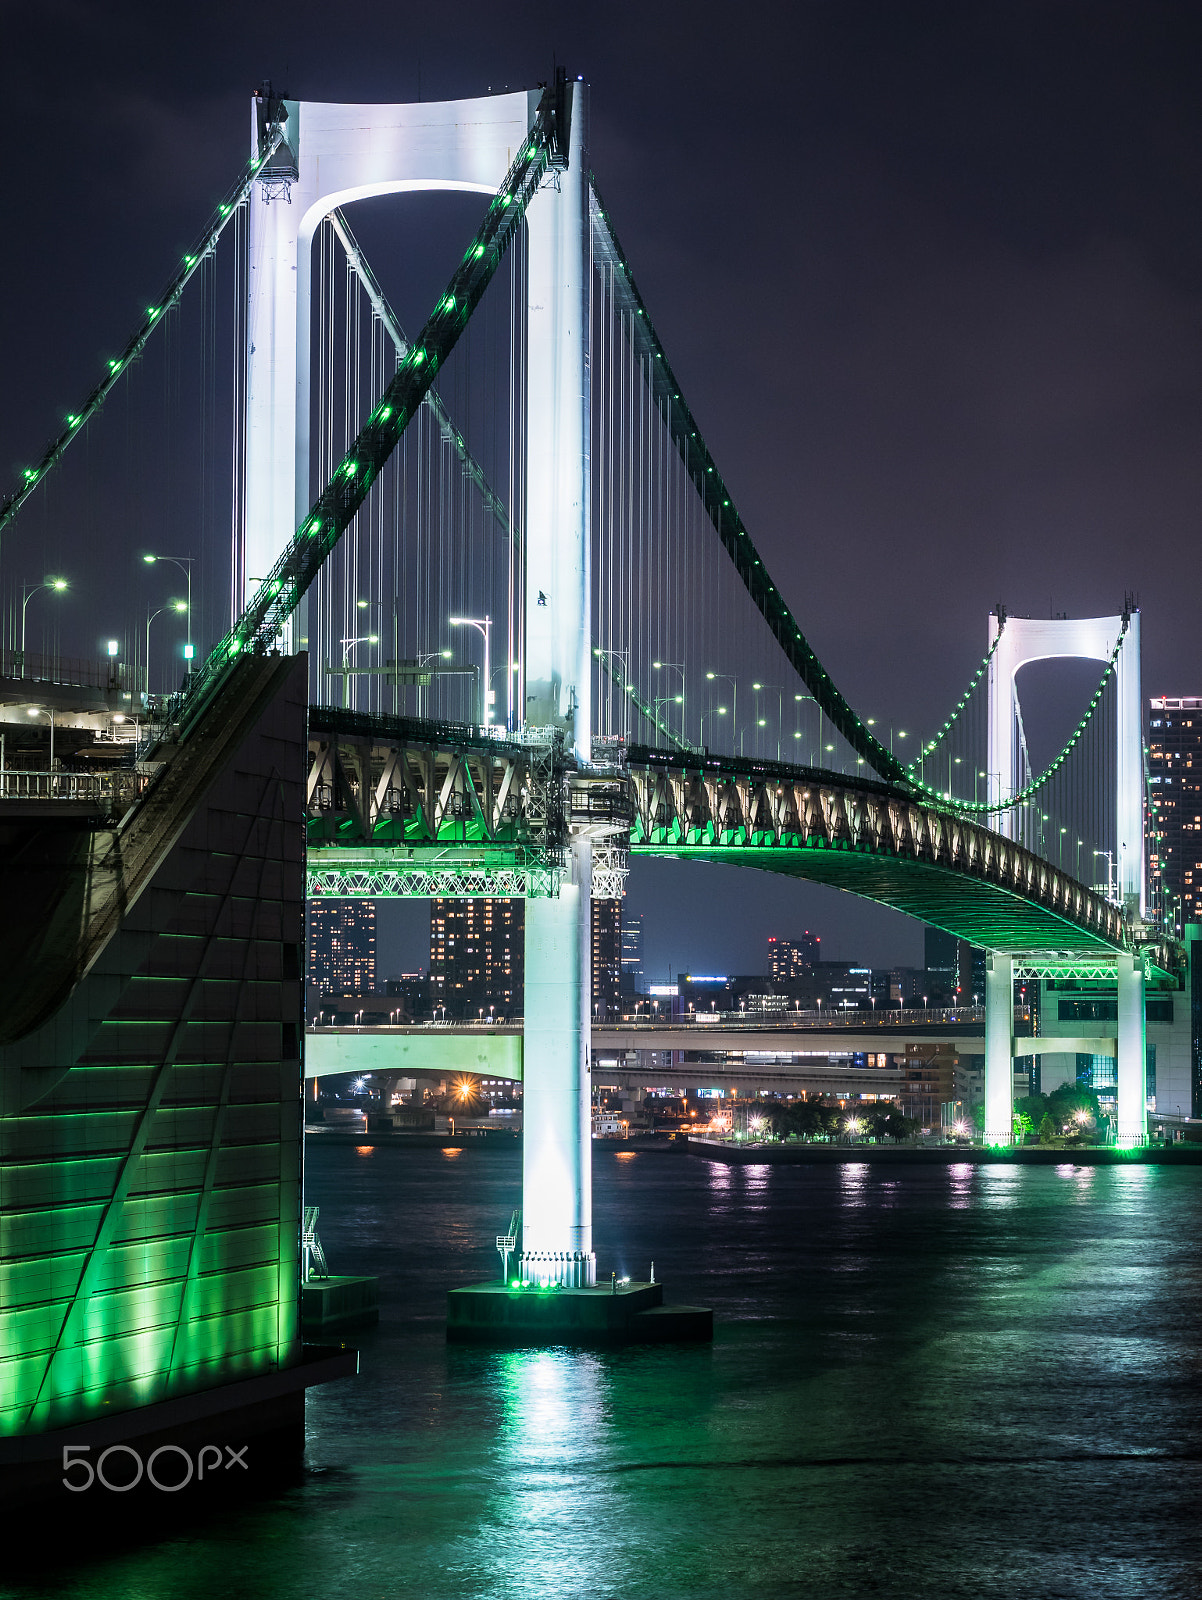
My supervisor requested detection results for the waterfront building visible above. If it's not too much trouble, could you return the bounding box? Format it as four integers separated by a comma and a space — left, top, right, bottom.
1148, 697, 1202, 933
308, 901, 377, 995
1035, 975, 1193, 1116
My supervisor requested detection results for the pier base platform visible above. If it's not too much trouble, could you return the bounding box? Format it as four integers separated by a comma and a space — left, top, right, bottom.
300, 1275, 380, 1335
446, 1280, 712, 1345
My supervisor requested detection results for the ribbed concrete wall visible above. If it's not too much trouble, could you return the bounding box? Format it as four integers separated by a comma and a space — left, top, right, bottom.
0, 657, 307, 1437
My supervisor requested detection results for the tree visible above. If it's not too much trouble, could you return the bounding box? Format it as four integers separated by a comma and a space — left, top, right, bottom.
1038, 1113, 1056, 1143
880, 1110, 914, 1142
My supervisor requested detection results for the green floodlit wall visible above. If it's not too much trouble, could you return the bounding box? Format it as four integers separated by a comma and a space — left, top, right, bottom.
0, 659, 307, 1437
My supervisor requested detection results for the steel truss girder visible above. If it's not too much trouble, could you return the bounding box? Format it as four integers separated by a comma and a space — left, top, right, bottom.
306, 723, 551, 852
307, 848, 560, 900
626, 760, 1127, 951
1013, 958, 1122, 982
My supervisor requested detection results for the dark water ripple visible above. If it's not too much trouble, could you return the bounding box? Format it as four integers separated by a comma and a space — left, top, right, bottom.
6, 1144, 1202, 1600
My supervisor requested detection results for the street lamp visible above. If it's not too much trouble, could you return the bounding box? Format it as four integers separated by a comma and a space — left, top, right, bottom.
1093, 849, 1116, 900
142, 555, 194, 661
26, 706, 54, 788
338, 634, 380, 708
653, 661, 686, 744
705, 671, 737, 748
144, 601, 187, 698
449, 616, 492, 726
699, 705, 728, 747
751, 682, 784, 760
593, 647, 630, 740
20, 577, 68, 662
653, 695, 684, 744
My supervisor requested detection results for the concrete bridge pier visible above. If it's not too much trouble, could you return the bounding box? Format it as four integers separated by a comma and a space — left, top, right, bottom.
1116, 953, 1147, 1145
518, 77, 595, 1289
984, 951, 1014, 1145
520, 838, 595, 1287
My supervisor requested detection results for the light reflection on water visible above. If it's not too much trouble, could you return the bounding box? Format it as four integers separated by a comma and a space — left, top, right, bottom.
16, 1147, 1202, 1600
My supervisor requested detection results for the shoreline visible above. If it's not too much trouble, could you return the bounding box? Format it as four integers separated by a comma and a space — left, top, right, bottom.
684, 1136, 1202, 1165
304, 1126, 1202, 1165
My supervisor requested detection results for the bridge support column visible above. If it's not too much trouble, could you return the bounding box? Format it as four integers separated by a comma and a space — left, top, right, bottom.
522, 78, 591, 745
984, 952, 1014, 1145
519, 77, 594, 1289
1116, 953, 1147, 1146
520, 838, 594, 1286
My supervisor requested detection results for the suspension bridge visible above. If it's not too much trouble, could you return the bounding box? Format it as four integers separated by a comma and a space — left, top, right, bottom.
0, 75, 1185, 1478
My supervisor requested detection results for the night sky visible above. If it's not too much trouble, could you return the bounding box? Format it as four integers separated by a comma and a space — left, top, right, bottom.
3, 3, 1199, 979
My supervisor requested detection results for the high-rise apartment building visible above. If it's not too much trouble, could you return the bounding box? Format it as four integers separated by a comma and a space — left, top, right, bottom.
308, 901, 377, 995
768, 931, 821, 985
592, 900, 622, 1018
430, 898, 524, 1019
620, 913, 645, 994
1148, 697, 1202, 933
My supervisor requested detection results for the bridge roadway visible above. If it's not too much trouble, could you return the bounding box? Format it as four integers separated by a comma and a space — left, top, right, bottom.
304, 1017, 1116, 1093
303, 708, 1177, 969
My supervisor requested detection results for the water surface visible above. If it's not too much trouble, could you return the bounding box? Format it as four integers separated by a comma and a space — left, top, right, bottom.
8, 1143, 1202, 1599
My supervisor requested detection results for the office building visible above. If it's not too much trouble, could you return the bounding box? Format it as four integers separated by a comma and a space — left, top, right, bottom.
308, 901, 377, 996
1148, 697, 1202, 933
768, 931, 821, 985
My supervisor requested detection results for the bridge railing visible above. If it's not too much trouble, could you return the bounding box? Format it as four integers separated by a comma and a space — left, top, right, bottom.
0, 649, 134, 693
306, 1005, 1043, 1033
611, 1005, 1001, 1030
0, 767, 149, 812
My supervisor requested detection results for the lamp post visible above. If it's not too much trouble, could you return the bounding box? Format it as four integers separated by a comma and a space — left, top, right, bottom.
751, 682, 784, 760
142, 555, 194, 663
592, 647, 630, 741
705, 671, 737, 750
20, 577, 68, 664
449, 616, 492, 726
653, 661, 686, 744
144, 601, 188, 698
338, 634, 380, 708
699, 706, 728, 748
653, 696, 683, 743
1094, 849, 1117, 900
26, 706, 54, 790
405, 649, 454, 718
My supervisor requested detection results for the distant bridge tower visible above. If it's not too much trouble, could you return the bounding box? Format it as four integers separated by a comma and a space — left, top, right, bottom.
985, 607, 1147, 1146
244, 82, 596, 1285
986, 608, 1144, 915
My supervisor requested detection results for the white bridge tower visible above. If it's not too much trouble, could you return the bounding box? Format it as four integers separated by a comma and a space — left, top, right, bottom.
245, 83, 596, 1284
985, 608, 1147, 1147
